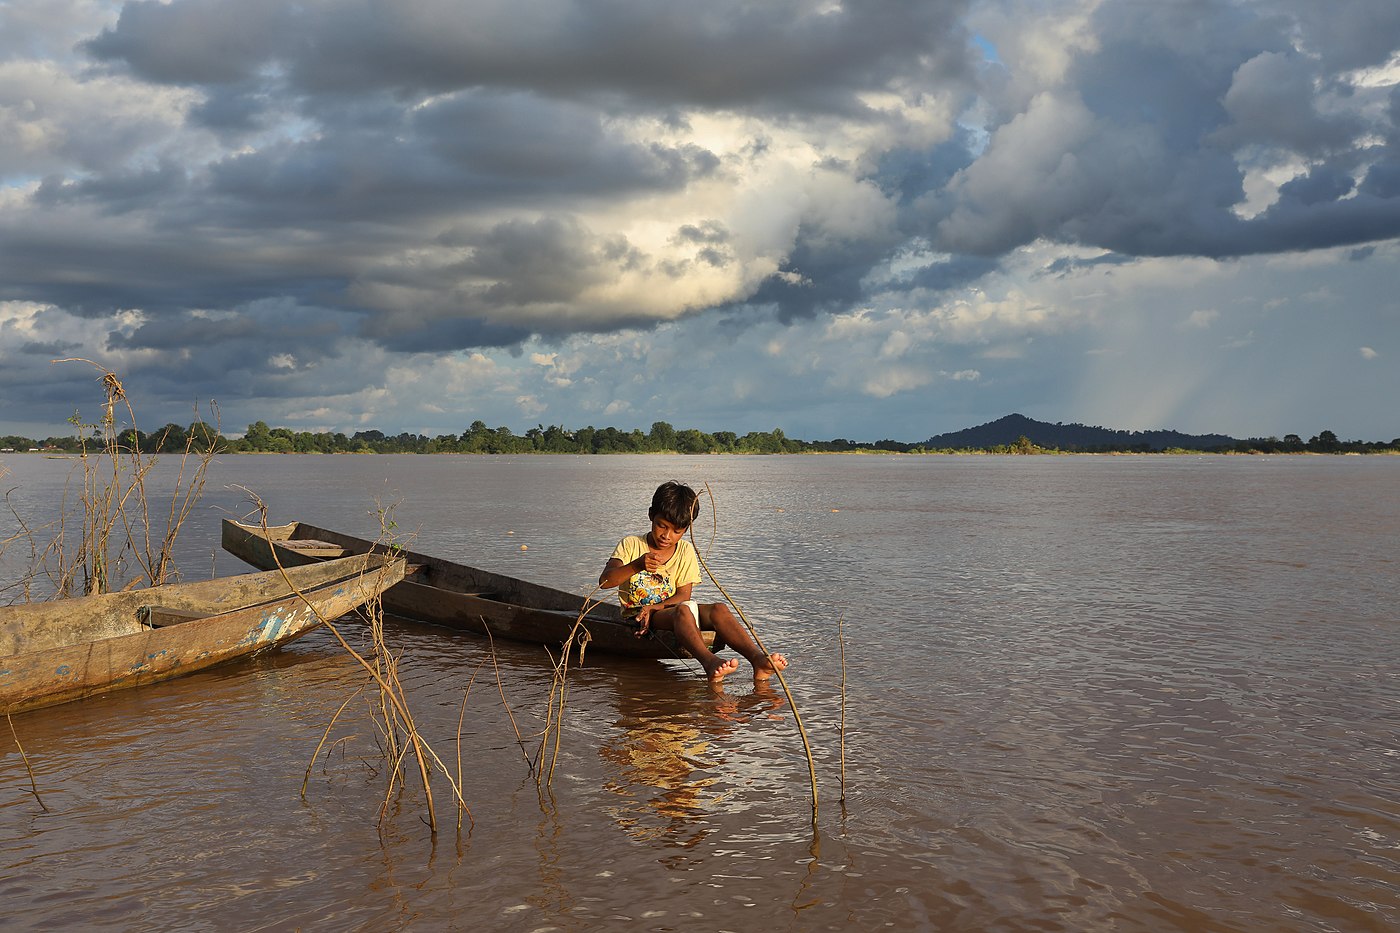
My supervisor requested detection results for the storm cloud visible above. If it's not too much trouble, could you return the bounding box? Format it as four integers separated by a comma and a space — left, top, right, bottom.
0, 0, 1396, 441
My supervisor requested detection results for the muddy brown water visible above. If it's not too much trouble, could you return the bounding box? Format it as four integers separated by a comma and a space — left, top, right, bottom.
1, 453, 1397, 931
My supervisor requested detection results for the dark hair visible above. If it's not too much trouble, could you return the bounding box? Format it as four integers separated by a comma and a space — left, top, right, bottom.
649, 480, 699, 529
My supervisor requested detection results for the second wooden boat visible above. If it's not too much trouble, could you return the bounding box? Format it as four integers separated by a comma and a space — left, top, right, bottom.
221, 519, 718, 660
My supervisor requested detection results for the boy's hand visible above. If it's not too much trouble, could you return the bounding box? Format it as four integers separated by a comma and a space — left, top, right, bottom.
634, 606, 653, 636
643, 550, 665, 572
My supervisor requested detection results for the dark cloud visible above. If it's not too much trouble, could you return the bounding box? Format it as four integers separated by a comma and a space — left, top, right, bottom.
82, 0, 297, 86
908, 253, 1000, 291
1041, 253, 1134, 278
744, 223, 902, 323
414, 91, 721, 198
922, 0, 1400, 259
188, 82, 283, 134
81, 300, 389, 417
673, 221, 731, 246
35, 162, 189, 214
877, 128, 979, 207
1360, 159, 1400, 198
106, 310, 287, 352
0, 337, 82, 394
362, 315, 532, 354
1276, 0, 1400, 72
1278, 164, 1358, 206
467, 217, 641, 303
0, 210, 358, 319
86, 0, 974, 111
1216, 51, 1362, 155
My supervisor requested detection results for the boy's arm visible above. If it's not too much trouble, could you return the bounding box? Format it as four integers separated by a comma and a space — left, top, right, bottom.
599, 555, 646, 588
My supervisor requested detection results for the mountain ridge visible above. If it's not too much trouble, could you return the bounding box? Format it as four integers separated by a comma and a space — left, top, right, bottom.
924, 414, 1237, 451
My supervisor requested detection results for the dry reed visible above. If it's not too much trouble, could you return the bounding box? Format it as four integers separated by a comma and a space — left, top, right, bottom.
1, 360, 220, 601
482, 623, 536, 771
696, 482, 821, 820
303, 688, 367, 798
454, 661, 487, 831
838, 614, 847, 803
235, 498, 470, 834
533, 592, 608, 787
5, 713, 48, 812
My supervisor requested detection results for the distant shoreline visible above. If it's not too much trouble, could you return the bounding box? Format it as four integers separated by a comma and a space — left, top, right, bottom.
7, 448, 1398, 459
5, 412, 1395, 457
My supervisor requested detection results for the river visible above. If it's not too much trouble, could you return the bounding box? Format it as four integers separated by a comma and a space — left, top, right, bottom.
1, 452, 1397, 931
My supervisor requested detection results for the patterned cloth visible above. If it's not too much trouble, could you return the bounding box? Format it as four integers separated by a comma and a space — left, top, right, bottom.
620, 570, 674, 611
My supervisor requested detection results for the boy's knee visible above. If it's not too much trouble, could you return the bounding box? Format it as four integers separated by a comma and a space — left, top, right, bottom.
699, 602, 735, 628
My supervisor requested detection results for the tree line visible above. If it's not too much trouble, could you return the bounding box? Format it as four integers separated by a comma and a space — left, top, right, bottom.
3, 422, 1396, 456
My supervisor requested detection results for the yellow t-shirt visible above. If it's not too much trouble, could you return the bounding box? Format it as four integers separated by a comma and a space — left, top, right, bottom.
610, 535, 701, 615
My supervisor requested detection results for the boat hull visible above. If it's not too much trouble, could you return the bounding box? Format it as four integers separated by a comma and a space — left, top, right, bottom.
0, 553, 404, 714
221, 519, 716, 660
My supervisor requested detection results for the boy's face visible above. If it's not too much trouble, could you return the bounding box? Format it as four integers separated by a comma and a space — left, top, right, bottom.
648, 516, 688, 550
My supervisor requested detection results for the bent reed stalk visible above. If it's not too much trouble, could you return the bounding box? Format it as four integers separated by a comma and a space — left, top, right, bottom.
838, 614, 847, 804
535, 592, 605, 787
698, 483, 820, 820
236, 497, 471, 834
6, 713, 48, 812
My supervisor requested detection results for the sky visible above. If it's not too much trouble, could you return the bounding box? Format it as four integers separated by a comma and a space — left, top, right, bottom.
1, 0, 1398, 444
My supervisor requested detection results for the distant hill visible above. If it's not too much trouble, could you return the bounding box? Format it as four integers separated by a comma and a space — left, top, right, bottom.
923, 414, 1237, 451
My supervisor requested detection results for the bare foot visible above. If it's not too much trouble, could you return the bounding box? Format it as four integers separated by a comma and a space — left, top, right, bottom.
754, 653, 789, 681
706, 656, 741, 681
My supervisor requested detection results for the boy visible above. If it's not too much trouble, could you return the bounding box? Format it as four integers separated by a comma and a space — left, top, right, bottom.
599, 481, 789, 682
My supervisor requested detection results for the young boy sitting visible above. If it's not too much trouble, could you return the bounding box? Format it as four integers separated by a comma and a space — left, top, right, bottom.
599, 480, 790, 682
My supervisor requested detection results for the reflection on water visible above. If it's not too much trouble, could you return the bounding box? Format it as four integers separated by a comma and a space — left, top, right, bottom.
598, 669, 792, 856
1, 453, 1398, 931
603, 701, 721, 850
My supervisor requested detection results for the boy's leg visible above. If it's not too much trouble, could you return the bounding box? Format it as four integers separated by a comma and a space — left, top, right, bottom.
648, 604, 740, 680
696, 603, 789, 680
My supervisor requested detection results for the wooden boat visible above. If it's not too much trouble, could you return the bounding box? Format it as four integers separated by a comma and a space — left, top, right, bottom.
221, 519, 719, 660
0, 553, 405, 715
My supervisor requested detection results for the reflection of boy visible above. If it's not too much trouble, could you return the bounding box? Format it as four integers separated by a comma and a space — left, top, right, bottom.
599, 480, 789, 683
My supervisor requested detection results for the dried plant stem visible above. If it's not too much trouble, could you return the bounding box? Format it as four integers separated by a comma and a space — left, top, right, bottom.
303, 688, 366, 798
695, 549, 820, 819
6, 714, 48, 812
379, 738, 418, 825
455, 661, 485, 831
32, 361, 221, 599
543, 646, 570, 785
483, 623, 533, 771
697, 482, 820, 820
321, 615, 459, 827
838, 614, 848, 803
242, 504, 464, 832
534, 593, 608, 788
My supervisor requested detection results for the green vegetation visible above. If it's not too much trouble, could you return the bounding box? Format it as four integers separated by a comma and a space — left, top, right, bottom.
3, 422, 1397, 456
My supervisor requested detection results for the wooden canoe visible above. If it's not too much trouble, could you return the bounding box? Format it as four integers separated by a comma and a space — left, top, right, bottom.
0, 552, 405, 715
220, 519, 718, 660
